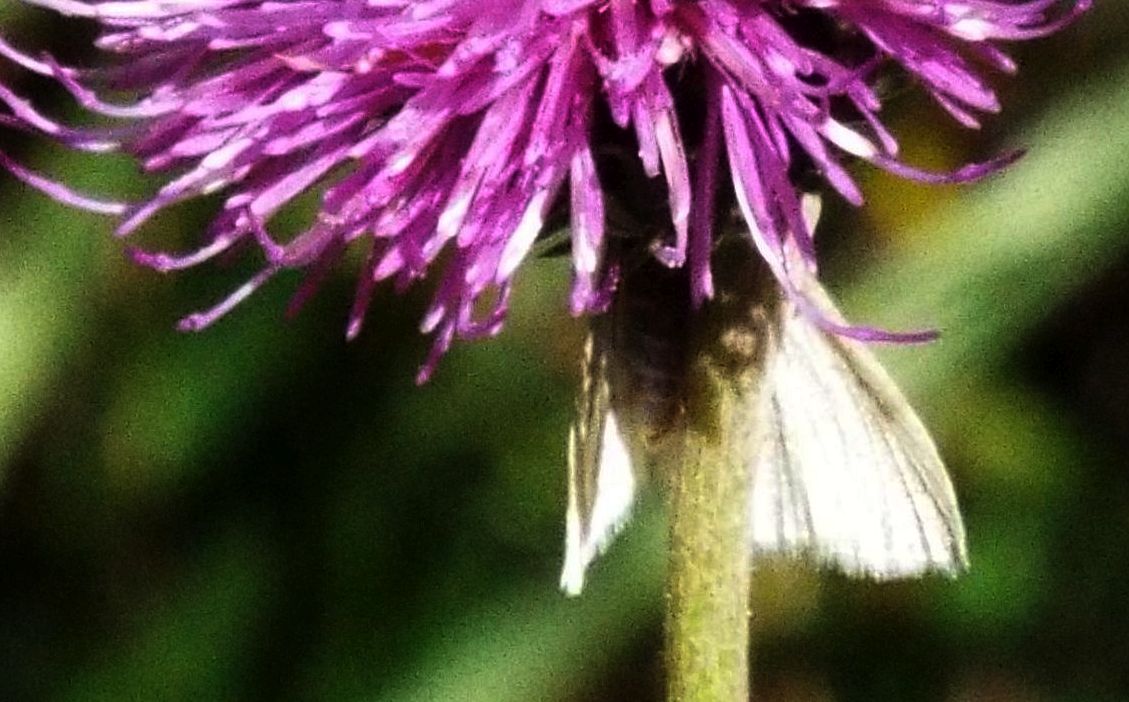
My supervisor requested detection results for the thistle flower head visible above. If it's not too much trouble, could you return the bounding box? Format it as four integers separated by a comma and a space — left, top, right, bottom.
0, 0, 1088, 380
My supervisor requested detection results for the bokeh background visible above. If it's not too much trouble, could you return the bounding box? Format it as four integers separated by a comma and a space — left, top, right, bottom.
0, 4, 1126, 701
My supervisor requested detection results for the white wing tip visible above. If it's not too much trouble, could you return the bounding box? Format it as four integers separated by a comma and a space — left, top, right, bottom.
560, 412, 637, 596
560, 500, 589, 596
559, 550, 589, 597
750, 537, 968, 581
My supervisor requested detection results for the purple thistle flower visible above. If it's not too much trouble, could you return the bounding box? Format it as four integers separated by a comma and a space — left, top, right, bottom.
0, 0, 1087, 382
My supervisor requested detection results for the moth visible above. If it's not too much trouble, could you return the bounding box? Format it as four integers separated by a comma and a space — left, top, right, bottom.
560, 198, 967, 596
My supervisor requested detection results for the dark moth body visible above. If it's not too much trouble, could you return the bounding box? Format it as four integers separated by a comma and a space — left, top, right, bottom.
596, 256, 693, 467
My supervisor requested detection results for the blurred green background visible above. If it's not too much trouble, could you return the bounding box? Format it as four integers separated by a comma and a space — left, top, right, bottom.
0, 5, 1126, 701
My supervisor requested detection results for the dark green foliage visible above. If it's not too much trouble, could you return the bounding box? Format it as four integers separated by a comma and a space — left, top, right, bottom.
0, 5, 1124, 700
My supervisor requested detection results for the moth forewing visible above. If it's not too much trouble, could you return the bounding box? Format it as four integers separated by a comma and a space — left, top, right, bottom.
747, 269, 968, 577
561, 331, 639, 596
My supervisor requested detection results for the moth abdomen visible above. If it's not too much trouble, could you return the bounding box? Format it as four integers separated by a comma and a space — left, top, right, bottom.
603, 257, 693, 454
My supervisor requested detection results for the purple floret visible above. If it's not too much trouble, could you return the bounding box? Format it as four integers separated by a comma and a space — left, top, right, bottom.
0, 0, 1088, 380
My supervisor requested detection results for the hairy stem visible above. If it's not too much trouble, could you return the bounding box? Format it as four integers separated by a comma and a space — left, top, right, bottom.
665, 419, 755, 701
664, 245, 771, 702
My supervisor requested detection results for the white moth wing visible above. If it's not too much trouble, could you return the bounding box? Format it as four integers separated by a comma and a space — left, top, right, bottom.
748, 280, 968, 578
561, 333, 638, 596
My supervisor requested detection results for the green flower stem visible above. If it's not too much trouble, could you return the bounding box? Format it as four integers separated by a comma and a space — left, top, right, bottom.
664, 245, 770, 702
665, 416, 755, 702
